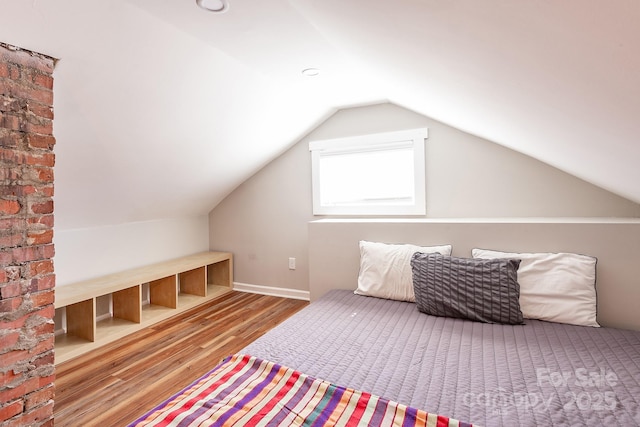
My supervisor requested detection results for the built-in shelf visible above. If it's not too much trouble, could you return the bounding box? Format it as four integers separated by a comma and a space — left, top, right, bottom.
54, 251, 233, 364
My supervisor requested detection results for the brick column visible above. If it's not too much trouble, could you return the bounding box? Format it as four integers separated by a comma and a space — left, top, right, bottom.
0, 43, 56, 426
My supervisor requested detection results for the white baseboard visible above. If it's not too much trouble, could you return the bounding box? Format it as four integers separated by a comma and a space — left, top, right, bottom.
233, 282, 310, 301
96, 313, 111, 322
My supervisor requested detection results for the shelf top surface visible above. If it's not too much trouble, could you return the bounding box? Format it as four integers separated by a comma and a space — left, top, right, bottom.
55, 251, 232, 308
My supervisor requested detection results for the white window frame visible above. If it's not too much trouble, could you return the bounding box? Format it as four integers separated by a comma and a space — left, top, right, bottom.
309, 128, 427, 216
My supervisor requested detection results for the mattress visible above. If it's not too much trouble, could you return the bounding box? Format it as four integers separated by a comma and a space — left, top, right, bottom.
243, 289, 640, 426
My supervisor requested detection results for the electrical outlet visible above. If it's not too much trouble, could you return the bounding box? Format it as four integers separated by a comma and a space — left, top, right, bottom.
288, 257, 296, 270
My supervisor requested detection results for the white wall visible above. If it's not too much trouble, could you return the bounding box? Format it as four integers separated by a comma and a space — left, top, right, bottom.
55, 216, 209, 286
209, 103, 640, 294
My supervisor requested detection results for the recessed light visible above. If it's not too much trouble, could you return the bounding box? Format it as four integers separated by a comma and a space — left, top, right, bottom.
301, 68, 320, 77
196, 0, 228, 13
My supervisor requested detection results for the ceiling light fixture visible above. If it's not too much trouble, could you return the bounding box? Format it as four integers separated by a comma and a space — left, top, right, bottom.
301, 68, 320, 77
196, 0, 229, 13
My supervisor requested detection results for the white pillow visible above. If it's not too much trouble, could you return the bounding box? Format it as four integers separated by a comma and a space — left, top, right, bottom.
471, 248, 599, 327
355, 241, 452, 302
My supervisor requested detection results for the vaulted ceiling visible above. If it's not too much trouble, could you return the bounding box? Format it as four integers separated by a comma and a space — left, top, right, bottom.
2, 0, 639, 229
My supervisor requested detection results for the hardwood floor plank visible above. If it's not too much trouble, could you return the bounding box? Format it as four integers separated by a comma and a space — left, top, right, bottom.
53, 291, 308, 426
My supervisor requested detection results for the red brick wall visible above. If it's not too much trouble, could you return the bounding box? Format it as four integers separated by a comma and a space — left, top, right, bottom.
0, 43, 56, 426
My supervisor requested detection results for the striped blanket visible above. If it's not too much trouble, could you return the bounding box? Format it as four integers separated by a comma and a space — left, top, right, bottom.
129, 354, 475, 427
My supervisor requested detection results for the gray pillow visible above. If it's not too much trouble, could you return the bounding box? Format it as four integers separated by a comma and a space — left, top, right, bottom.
411, 253, 524, 325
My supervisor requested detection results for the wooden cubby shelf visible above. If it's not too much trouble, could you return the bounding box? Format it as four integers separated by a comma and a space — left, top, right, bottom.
54, 251, 233, 364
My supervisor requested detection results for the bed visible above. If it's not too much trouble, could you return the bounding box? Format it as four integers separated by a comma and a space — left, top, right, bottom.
130, 241, 640, 426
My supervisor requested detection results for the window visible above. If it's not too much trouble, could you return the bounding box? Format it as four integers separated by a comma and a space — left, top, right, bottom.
310, 128, 427, 215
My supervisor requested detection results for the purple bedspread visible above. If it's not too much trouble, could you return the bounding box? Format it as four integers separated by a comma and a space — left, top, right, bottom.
243, 289, 640, 426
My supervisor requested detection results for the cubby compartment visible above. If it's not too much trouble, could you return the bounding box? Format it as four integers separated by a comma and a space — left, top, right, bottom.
55, 252, 233, 364
180, 267, 206, 296
149, 276, 178, 309
208, 257, 231, 288
66, 299, 96, 342
143, 275, 178, 324
95, 285, 142, 342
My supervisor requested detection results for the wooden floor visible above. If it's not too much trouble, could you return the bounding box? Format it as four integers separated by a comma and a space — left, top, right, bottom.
53, 291, 309, 426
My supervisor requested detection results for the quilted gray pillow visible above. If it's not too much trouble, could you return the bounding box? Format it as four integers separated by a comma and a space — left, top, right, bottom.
411, 252, 524, 325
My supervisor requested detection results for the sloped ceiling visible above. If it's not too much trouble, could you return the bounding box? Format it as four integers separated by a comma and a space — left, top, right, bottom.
2, 0, 639, 229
